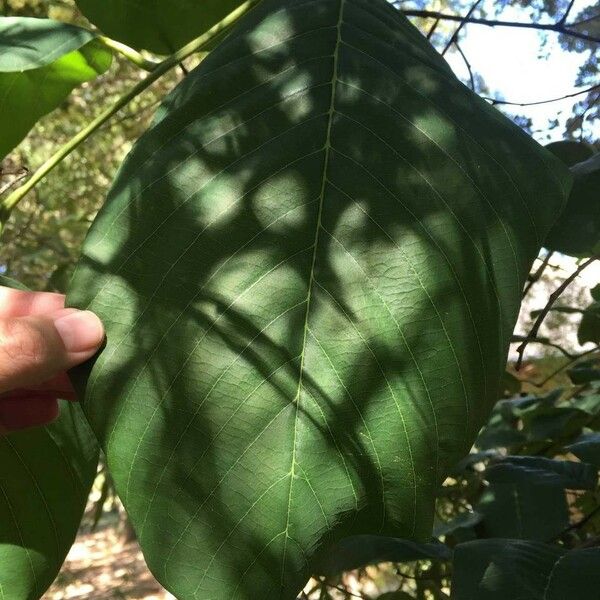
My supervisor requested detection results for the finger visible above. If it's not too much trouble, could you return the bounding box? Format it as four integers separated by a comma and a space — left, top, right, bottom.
0, 388, 74, 402
0, 287, 65, 319
20, 372, 77, 400
0, 309, 104, 393
0, 396, 59, 433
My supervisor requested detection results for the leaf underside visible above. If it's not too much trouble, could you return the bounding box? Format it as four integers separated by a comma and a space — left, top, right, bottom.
68, 0, 570, 597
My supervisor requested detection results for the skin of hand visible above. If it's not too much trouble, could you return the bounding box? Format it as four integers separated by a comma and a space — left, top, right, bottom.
0, 286, 104, 435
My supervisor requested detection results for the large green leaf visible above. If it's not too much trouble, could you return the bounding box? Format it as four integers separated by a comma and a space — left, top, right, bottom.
67, 0, 570, 597
453, 540, 600, 600
75, 0, 247, 54
0, 17, 112, 160
0, 403, 98, 599
544, 150, 600, 257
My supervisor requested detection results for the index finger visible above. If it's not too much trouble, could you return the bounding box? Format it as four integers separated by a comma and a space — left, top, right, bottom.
0, 286, 65, 318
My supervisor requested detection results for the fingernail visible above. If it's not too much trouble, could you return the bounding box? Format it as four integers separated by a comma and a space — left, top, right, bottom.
53, 310, 104, 353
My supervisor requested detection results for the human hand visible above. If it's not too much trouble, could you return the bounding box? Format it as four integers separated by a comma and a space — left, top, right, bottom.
0, 286, 104, 434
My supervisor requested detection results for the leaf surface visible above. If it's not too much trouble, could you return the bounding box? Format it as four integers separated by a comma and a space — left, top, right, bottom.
0, 17, 111, 159
68, 0, 570, 597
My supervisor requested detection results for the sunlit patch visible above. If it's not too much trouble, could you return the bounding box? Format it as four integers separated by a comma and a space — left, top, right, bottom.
195, 175, 242, 226
246, 12, 296, 55
403, 65, 442, 94
410, 113, 456, 147
252, 171, 311, 234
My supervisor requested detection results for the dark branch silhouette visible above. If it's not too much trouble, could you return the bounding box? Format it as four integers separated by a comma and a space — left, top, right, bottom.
400, 9, 600, 45
516, 256, 599, 369
441, 0, 484, 55
484, 83, 600, 108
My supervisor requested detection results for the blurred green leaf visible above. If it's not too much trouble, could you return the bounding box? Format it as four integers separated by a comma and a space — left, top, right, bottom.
0, 274, 29, 290
476, 407, 526, 450
0, 17, 112, 159
75, 0, 247, 54
453, 540, 600, 600
434, 510, 483, 539
485, 456, 598, 490
0, 403, 98, 598
566, 431, 600, 466
476, 483, 569, 541
544, 151, 600, 257
545, 140, 595, 167
522, 405, 588, 441
316, 536, 451, 577
578, 301, 600, 345
568, 366, 600, 384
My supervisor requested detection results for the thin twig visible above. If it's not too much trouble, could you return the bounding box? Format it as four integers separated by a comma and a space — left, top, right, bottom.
523, 250, 554, 298
516, 256, 599, 369
524, 346, 600, 388
511, 335, 576, 359
559, 0, 578, 25
325, 583, 364, 598
0, 170, 29, 196
400, 10, 600, 45
441, 0, 484, 55
575, 90, 600, 141
551, 504, 600, 541
98, 36, 160, 71
484, 83, 600, 107
454, 41, 476, 91
570, 12, 600, 28
427, 17, 440, 40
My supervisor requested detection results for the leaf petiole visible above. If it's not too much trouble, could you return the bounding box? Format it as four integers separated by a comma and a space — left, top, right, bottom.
0, 0, 261, 227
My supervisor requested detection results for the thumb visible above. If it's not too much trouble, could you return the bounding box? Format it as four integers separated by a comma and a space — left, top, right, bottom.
0, 308, 104, 394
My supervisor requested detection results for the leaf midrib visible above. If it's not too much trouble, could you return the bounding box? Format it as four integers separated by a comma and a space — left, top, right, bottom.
281, 0, 347, 584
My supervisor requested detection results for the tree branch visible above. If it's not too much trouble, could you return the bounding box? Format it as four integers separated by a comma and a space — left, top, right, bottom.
524, 346, 600, 388
0, 0, 260, 227
516, 256, 600, 370
441, 0, 484, 55
523, 250, 554, 298
484, 83, 600, 108
454, 41, 476, 91
400, 10, 600, 45
551, 504, 600, 541
559, 0, 577, 25
511, 334, 576, 359
97, 36, 160, 71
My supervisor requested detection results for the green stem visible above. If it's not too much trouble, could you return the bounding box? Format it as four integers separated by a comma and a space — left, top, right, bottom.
0, 0, 260, 221
98, 36, 160, 71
